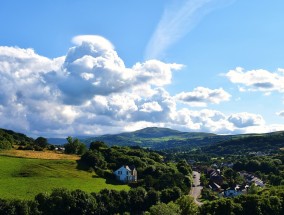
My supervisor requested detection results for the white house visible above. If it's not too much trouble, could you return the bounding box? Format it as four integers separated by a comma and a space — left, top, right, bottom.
114, 165, 137, 183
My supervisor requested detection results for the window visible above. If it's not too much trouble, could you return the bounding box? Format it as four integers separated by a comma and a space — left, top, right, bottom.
118, 171, 122, 175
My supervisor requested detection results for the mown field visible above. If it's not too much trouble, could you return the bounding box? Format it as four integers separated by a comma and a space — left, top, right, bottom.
0, 151, 129, 200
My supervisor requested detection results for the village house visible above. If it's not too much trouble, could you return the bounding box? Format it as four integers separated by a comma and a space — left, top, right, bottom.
239, 171, 265, 187
114, 165, 137, 183
209, 182, 221, 191
208, 169, 223, 186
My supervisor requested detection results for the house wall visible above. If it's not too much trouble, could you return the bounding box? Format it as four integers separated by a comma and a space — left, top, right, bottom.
114, 166, 137, 183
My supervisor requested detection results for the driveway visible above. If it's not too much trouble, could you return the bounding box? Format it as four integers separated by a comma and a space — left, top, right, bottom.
190, 171, 203, 206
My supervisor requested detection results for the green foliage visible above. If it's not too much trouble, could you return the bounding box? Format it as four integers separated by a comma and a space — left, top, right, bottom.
34, 137, 48, 148
203, 131, 284, 155
201, 188, 218, 201
89, 141, 107, 151
93, 189, 129, 214
233, 156, 279, 176
0, 128, 34, 149
81, 151, 107, 169
35, 188, 97, 215
177, 159, 192, 175
128, 187, 147, 213
64, 136, 87, 155
176, 195, 198, 215
0, 140, 12, 150
160, 187, 182, 204
0, 199, 33, 215
200, 198, 243, 215
148, 202, 181, 215
200, 187, 284, 215
81, 143, 191, 194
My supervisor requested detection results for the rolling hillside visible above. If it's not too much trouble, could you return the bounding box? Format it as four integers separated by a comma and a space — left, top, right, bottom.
0, 128, 34, 149
82, 127, 232, 150
202, 131, 284, 155
0, 153, 129, 200
82, 127, 284, 153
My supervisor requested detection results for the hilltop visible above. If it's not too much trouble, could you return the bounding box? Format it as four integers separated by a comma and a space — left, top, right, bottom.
0, 128, 34, 149
82, 127, 228, 150
82, 127, 284, 154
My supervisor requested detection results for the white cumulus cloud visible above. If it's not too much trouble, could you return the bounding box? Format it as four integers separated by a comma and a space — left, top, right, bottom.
0, 35, 280, 137
276, 111, 284, 117
228, 112, 265, 128
175, 87, 231, 107
225, 67, 284, 93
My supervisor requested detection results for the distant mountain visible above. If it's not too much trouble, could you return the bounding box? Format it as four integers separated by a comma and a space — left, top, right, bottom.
47, 135, 94, 145
81, 127, 232, 150
47, 138, 67, 145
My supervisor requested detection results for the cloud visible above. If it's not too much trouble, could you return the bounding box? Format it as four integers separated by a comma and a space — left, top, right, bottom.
175, 87, 231, 107
276, 111, 284, 117
57, 36, 183, 105
72, 35, 114, 50
145, 0, 234, 60
140, 102, 163, 113
0, 35, 280, 137
228, 112, 265, 128
225, 67, 284, 93
171, 108, 234, 133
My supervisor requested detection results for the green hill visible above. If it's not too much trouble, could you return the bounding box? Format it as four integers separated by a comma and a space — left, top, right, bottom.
82, 127, 231, 150
0, 128, 34, 149
82, 127, 284, 153
202, 131, 284, 155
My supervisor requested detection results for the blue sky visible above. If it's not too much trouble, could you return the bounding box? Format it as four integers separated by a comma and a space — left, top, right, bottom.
1, 0, 284, 137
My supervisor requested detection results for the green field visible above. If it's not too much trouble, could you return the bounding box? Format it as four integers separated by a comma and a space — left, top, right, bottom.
0, 155, 129, 200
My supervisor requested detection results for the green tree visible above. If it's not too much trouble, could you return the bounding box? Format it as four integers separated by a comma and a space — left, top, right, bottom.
35, 188, 97, 215
145, 189, 160, 210
200, 198, 242, 215
81, 151, 107, 169
34, 137, 48, 148
0, 140, 12, 150
64, 136, 86, 155
160, 187, 182, 204
260, 196, 281, 215
148, 202, 181, 215
176, 195, 198, 215
129, 187, 147, 213
235, 195, 262, 215
89, 141, 107, 151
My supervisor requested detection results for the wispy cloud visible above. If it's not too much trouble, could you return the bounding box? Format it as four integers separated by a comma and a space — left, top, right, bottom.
145, 0, 234, 60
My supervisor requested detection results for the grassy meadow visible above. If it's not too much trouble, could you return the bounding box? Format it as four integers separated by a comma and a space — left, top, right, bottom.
0, 150, 129, 200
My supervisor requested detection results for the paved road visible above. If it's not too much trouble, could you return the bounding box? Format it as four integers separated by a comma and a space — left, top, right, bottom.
190, 171, 203, 206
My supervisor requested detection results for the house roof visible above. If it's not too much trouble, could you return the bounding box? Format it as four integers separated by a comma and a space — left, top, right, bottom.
117, 165, 136, 172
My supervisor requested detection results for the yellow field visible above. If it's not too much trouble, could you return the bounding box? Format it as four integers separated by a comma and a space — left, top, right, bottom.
0, 148, 80, 160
